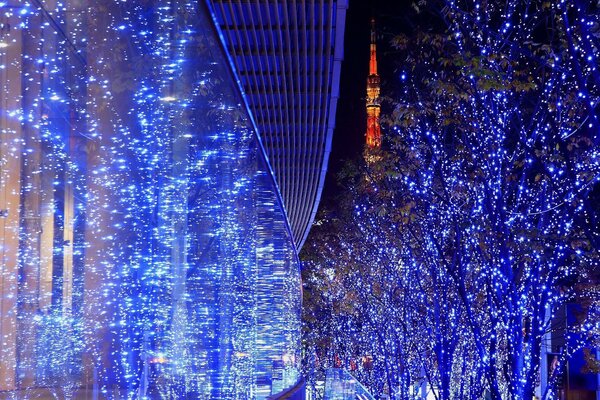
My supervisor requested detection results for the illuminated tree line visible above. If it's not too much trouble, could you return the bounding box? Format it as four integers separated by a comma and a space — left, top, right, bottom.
1, 1, 301, 397
302, 1, 600, 399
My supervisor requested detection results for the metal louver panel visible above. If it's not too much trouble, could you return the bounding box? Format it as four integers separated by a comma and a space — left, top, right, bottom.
207, 0, 347, 249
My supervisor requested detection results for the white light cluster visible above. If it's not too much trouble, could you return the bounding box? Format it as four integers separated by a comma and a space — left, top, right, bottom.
303, 0, 599, 399
0, 0, 301, 398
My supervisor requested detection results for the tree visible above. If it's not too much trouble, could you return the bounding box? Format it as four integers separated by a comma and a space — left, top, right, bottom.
302, 1, 600, 399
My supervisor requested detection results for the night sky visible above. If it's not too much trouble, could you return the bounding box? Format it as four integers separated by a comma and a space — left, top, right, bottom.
323, 0, 414, 198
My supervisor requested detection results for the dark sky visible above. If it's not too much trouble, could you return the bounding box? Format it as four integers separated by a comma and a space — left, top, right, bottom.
323, 0, 413, 198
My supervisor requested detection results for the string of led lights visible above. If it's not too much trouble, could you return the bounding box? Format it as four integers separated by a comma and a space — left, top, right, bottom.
303, 1, 599, 398
0, 0, 308, 398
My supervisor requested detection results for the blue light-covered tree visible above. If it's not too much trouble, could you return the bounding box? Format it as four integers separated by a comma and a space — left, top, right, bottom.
302, 1, 599, 399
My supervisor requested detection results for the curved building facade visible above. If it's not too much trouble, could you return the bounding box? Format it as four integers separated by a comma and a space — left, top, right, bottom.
0, 0, 344, 398
208, 0, 348, 248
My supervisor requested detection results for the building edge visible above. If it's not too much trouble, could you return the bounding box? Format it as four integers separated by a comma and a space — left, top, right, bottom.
297, 0, 349, 251
203, 0, 301, 261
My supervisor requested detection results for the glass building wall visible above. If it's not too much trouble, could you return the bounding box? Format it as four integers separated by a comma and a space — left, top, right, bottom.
0, 0, 301, 398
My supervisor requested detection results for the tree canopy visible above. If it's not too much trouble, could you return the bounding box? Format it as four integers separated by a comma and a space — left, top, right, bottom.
301, 1, 600, 399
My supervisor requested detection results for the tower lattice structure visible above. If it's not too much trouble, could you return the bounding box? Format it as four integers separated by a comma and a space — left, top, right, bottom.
365, 18, 381, 149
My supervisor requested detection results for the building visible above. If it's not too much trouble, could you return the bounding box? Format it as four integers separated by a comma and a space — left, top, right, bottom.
0, 0, 346, 398
538, 304, 600, 400
208, 0, 347, 249
365, 19, 381, 150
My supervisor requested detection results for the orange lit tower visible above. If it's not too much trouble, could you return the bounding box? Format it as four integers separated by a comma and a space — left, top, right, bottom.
365, 18, 381, 149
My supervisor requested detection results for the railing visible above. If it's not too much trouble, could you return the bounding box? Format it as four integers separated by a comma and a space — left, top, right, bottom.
323, 369, 375, 400
268, 377, 306, 400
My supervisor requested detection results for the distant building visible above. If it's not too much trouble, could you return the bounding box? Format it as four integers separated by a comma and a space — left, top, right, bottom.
538, 303, 600, 400
365, 19, 381, 150
0, 0, 346, 398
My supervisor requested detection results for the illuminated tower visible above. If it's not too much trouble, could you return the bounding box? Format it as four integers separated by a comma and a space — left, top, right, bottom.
365, 18, 381, 149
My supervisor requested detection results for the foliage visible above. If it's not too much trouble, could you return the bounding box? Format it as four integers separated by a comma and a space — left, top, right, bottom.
302, 1, 600, 399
